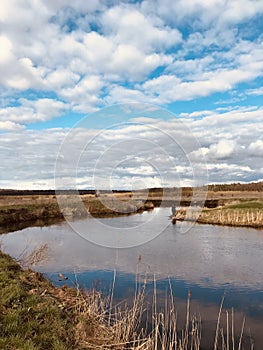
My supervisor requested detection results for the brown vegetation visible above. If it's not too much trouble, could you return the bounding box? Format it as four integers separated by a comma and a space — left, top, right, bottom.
208, 181, 263, 192
0, 182, 262, 229
0, 250, 252, 349
175, 201, 263, 228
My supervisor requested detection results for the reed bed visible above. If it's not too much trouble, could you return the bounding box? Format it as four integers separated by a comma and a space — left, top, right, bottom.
66, 274, 253, 350
177, 206, 263, 228
198, 209, 263, 228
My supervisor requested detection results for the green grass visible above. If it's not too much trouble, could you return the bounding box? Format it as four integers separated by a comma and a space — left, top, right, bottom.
0, 251, 76, 350
226, 201, 263, 210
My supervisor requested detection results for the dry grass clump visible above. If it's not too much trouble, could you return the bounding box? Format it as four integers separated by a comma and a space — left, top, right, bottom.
62, 277, 203, 350
198, 207, 263, 228
18, 243, 49, 267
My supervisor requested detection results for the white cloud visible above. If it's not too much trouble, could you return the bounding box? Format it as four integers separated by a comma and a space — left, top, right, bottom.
179, 110, 213, 118
0, 0, 262, 188
146, 0, 263, 28
0, 36, 13, 63
0, 121, 25, 131
0, 0, 262, 112
0, 51, 45, 90
246, 87, 263, 96
208, 139, 236, 159
45, 69, 80, 90
1, 103, 262, 189
108, 65, 260, 104
102, 5, 182, 52
59, 76, 103, 112
0, 98, 68, 125
248, 140, 263, 157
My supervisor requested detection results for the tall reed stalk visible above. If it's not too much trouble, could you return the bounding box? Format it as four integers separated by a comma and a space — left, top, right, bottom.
70, 274, 251, 350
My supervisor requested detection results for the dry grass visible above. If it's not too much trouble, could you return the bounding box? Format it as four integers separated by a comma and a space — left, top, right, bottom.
199, 208, 263, 228
0, 247, 254, 350
66, 276, 251, 350
18, 243, 50, 267
175, 201, 263, 228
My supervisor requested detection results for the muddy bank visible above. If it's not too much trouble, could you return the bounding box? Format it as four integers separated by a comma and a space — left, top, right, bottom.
0, 203, 63, 228
0, 195, 155, 231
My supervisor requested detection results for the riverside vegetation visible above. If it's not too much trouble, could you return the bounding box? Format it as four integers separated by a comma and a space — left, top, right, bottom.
0, 193, 154, 228
0, 249, 252, 350
176, 200, 263, 228
0, 182, 262, 229
0, 183, 262, 348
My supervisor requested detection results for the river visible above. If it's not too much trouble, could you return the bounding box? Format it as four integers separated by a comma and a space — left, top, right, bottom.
1, 207, 263, 349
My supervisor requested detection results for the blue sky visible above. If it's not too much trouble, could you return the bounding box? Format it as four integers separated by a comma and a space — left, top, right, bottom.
0, 0, 263, 189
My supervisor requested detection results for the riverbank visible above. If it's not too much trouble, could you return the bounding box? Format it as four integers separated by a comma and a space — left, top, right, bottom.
0, 250, 203, 350
0, 249, 151, 350
175, 201, 263, 228
0, 250, 88, 349
0, 194, 154, 231
0, 189, 262, 230
0, 250, 252, 349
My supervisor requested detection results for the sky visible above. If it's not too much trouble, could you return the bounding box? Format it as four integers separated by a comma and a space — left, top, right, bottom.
0, 0, 263, 190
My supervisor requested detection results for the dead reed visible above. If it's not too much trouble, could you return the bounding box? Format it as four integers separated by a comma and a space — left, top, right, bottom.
18, 243, 49, 267
176, 206, 263, 228
10, 245, 254, 349
66, 273, 252, 350
199, 208, 263, 228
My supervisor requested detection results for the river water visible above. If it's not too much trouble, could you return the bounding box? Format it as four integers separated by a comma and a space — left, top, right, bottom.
1, 207, 263, 349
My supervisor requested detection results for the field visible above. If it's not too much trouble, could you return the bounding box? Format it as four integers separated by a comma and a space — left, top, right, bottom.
0, 183, 262, 229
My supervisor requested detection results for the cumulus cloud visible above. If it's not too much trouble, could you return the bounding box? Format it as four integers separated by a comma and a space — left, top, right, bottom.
144, 0, 263, 28
0, 98, 68, 125
0, 0, 262, 113
248, 140, 263, 157
0, 103, 262, 188
0, 1, 262, 187
0, 121, 25, 131
101, 5, 182, 52
207, 139, 236, 159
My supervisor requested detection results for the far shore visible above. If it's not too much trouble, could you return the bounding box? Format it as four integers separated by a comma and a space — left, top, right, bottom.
0, 185, 262, 231
174, 203, 263, 229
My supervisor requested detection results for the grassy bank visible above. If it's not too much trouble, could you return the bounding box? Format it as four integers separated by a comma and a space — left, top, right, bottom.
198, 201, 263, 228
0, 250, 195, 350
0, 194, 155, 229
176, 201, 263, 228
1, 248, 255, 349
1, 249, 148, 350
0, 203, 63, 227
0, 250, 77, 349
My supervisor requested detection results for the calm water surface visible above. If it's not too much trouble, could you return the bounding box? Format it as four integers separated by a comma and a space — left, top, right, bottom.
1, 208, 263, 348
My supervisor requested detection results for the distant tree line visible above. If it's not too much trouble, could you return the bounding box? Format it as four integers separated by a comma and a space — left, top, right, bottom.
207, 181, 263, 192
1, 182, 262, 196
0, 189, 131, 196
